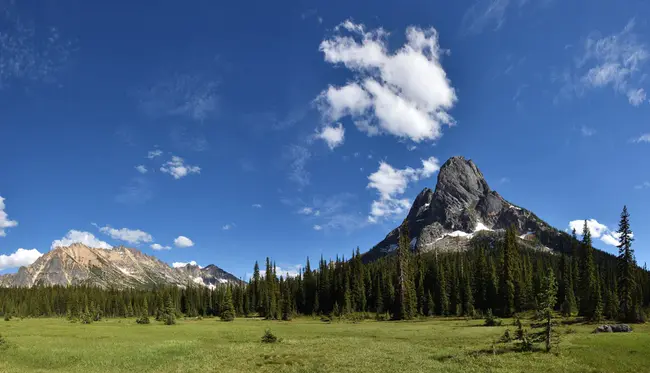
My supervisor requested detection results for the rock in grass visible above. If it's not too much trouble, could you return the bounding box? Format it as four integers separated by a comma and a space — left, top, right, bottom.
593, 324, 632, 333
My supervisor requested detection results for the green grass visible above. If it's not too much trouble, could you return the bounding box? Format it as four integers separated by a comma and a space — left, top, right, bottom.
1, 316, 649, 373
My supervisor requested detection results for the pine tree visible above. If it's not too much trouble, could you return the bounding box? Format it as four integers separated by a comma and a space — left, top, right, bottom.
538, 268, 558, 353
395, 221, 417, 320
425, 290, 435, 317
162, 292, 176, 325
560, 255, 577, 316
281, 280, 293, 321
616, 206, 637, 322
463, 269, 475, 317
500, 226, 519, 316
579, 220, 596, 319
220, 286, 235, 322
137, 297, 150, 324
437, 261, 449, 316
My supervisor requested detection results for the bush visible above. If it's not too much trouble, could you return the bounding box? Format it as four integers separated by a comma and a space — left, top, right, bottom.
3, 314, 11, 322
164, 313, 176, 325
499, 329, 512, 343
484, 309, 502, 326
80, 312, 93, 324
320, 315, 332, 323
261, 329, 279, 344
0, 333, 6, 349
375, 312, 391, 322
136, 315, 150, 324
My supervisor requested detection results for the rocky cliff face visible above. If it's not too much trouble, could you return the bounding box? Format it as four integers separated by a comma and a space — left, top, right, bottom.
0, 243, 239, 289
365, 156, 567, 261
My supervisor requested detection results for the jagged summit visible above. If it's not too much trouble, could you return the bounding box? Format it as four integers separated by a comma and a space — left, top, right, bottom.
0, 243, 239, 289
366, 156, 563, 260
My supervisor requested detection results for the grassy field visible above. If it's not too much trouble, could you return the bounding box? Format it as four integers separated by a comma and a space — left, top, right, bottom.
1, 316, 649, 373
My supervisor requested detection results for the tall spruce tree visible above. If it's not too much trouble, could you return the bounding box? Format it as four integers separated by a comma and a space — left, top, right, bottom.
538, 268, 558, 353
220, 286, 235, 322
578, 220, 597, 319
499, 226, 519, 316
616, 206, 636, 322
395, 220, 417, 320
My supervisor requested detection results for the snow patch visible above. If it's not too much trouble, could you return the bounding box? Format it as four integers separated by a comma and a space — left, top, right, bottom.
473, 222, 492, 233
519, 231, 533, 239
509, 204, 522, 211
218, 278, 228, 284
410, 238, 417, 248
192, 277, 205, 285
423, 203, 430, 209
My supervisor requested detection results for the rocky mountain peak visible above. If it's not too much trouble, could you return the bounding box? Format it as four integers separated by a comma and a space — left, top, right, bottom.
366, 156, 562, 261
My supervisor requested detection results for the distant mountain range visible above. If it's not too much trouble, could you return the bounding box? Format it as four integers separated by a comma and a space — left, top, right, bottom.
364, 156, 575, 262
0, 243, 240, 288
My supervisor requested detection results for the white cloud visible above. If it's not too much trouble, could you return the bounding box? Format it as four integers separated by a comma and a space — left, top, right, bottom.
160, 155, 201, 179
568, 219, 633, 247
0, 248, 43, 271
461, 0, 510, 34
316, 123, 345, 150
98, 226, 153, 245
299, 207, 319, 215
252, 204, 262, 208
135, 165, 148, 174
634, 134, 650, 143
316, 21, 457, 143
627, 88, 647, 106
147, 149, 163, 159
276, 264, 302, 278
174, 236, 194, 248
367, 157, 440, 222
172, 260, 199, 268
51, 230, 112, 250
285, 145, 311, 187
0, 196, 18, 237
570, 19, 649, 106
634, 181, 650, 190
150, 243, 171, 250
222, 224, 234, 231
313, 225, 323, 231
580, 126, 595, 137
0, 5, 73, 88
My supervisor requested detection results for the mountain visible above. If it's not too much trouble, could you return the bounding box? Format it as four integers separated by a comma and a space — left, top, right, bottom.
0, 243, 240, 289
365, 156, 571, 261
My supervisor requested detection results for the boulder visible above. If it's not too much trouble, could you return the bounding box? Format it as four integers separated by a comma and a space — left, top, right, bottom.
593, 324, 632, 333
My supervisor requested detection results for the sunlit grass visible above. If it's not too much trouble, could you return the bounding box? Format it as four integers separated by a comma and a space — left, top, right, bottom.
1, 316, 648, 372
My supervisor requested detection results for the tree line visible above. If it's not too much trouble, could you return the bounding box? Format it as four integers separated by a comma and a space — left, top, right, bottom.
0, 206, 647, 323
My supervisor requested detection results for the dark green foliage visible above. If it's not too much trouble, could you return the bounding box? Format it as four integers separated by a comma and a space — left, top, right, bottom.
499, 329, 512, 343
499, 226, 519, 317
220, 287, 235, 322
616, 206, 637, 322
538, 268, 558, 352
3, 314, 10, 321
579, 220, 597, 319
261, 329, 279, 343
395, 221, 417, 320
484, 309, 502, 326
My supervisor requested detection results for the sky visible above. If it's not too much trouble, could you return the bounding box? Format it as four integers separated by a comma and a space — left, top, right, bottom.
1, 0, 650, 278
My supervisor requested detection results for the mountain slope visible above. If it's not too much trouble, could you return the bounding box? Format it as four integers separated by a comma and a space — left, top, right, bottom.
365, 156, 570, 261
0, 243, 239, 289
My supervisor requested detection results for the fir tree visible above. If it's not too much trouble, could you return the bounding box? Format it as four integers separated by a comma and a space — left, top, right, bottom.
538, 268, 558, 353
395, 221, 417, 320
616, 206, 637, 322
425, 290, 435, 317
578, 220, 597, 319
220, 286, 235, 322
499, 226, 519, 316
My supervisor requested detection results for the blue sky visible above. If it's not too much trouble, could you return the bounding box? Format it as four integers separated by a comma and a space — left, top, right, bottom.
1, 0, 649, 278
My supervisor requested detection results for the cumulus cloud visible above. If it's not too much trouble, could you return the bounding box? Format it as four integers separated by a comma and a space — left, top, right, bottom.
160, 155, 201, 179
150, 243, 171, 250
316, 123, 345, 150
51, 230, 112, 250
0, 248, 43, 271
0, 196, 18, 237
313, 225, 323, 231
568, 219, 632, 247
367, 157, 440, 222
316, 21, 457, 143
172, 260, 199, 268
298, 207, 319, 215
147, 149, 163, 159
559, 19, 649, 106
98, 226, 153, 245
135, 165, 147, 174
276, 264, 303, 278
174, 236, 194, 248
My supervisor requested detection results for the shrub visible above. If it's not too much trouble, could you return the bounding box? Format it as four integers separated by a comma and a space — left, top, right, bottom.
80, 312, 93, 324
320, 315, 332, 323
136, 315, 150, 324
0, 333, 6, 348
375, 312, 391, 322
3, 314, 11, 322
484, 309, 502, 326
164, 313, 176, 325
261, 329, 279, 344
499, 329, 512, 343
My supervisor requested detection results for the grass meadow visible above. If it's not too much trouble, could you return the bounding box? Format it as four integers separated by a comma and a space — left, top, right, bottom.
1, 316, 649, 373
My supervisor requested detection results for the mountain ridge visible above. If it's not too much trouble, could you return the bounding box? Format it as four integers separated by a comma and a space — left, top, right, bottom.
364, 156, 570, 261
0, 243, 240, 289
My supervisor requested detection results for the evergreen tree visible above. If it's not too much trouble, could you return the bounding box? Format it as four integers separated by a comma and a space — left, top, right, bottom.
578, 220, 597, 319
560, 255, 577, 316
137, 297, 150, 324
395, 221, 417, 320
437, 261, 449, 316
220, 286, 235, 322
425, 290, 435, 317
616, 206, 637, 322
499, 226, 519, 316
162, 292, 176, 325
538, 268, 558, 353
